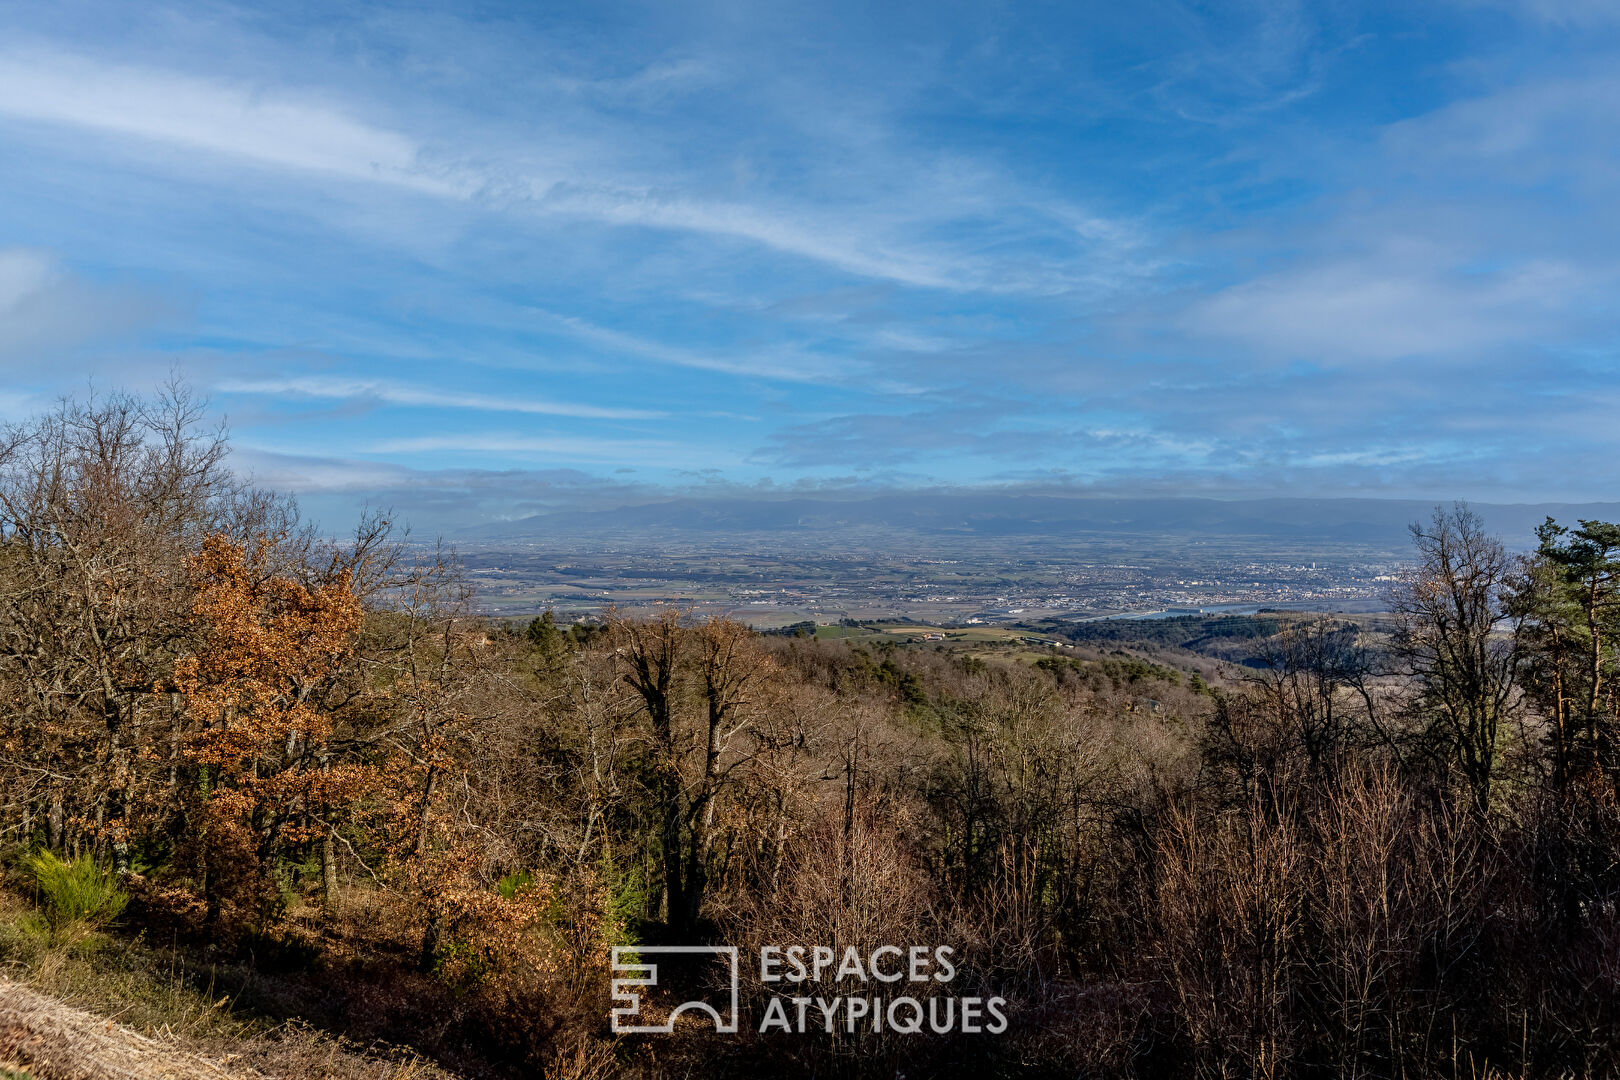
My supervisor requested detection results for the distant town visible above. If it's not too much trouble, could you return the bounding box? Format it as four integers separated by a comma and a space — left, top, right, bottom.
456, 533, 1406, 627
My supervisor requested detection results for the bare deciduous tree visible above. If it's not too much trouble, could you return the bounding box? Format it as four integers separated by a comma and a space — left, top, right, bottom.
1389, 503, 1521, 813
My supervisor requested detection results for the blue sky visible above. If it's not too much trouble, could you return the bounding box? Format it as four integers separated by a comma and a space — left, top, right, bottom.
2, 0, 1618, 531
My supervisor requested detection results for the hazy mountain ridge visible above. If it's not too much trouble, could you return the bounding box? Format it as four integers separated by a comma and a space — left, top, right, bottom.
459, 495, 1620, 548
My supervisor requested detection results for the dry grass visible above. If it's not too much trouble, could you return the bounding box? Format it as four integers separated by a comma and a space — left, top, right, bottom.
0, 891, 460, 1080
0, 975, 261, 1080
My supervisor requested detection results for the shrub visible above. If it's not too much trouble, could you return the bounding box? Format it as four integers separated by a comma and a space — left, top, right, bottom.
23, 851, 129, 930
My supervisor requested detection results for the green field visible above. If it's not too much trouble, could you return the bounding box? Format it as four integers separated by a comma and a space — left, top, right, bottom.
813, 621, 1039, 644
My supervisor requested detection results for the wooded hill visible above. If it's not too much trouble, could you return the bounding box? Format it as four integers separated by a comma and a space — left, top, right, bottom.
5, 389, 1620, 1079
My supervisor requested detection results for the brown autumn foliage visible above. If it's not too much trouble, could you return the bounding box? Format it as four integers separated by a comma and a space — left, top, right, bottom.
175, 534, 367, 920
11, 393, 1620, 1078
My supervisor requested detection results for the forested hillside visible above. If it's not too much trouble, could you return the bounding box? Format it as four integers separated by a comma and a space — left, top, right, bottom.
5, 391, 1620, 1079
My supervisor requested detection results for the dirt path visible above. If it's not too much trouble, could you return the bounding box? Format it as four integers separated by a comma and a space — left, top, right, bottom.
0, 977, 262, 1080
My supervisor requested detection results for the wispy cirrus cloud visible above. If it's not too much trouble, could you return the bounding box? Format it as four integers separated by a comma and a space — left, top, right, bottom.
368, 432, 719, 467
1452, 0, 1620, 26
7, 0, 1620, 519
1184, 250, 1584, 362
0, 43, 1128, 295
538, 187, 964, 290
529, 310, 855, 383
0, 48, 466, 195
216, 374, 664, 420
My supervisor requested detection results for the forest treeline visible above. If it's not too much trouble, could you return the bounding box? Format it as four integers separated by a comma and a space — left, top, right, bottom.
5, 389, 1620, 1079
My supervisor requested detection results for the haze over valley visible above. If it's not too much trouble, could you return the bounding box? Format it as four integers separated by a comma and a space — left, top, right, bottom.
451, 493, 1620, 623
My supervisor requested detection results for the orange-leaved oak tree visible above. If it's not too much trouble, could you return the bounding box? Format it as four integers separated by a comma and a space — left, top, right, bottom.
174, 534, 368, 920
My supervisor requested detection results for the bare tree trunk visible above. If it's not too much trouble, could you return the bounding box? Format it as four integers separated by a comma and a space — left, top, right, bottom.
322, 831, 339, 909
415, 766, 438, 857
47, 797, 63, 851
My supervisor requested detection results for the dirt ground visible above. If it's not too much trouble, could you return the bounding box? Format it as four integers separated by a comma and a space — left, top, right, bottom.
0, 975, 263, 1080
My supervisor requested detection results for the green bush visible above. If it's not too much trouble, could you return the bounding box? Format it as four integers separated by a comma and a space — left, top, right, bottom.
23, 850, 129, 929
497, 869, 534, 899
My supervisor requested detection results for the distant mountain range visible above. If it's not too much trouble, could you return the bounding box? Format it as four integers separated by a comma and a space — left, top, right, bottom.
457, 494, 1620, 549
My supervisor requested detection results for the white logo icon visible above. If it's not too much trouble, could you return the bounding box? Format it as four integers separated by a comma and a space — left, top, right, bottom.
610, 945, 740, 1034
